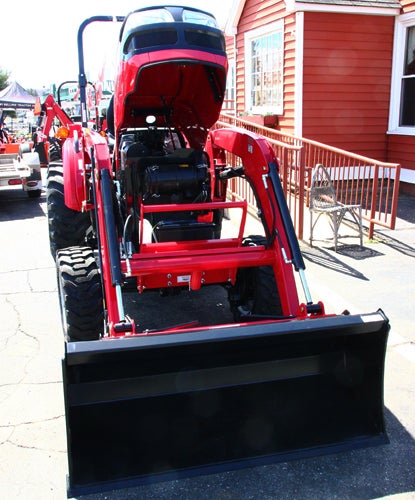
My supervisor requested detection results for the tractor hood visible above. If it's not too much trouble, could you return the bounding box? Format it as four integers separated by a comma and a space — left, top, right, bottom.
113, 6, 228, 148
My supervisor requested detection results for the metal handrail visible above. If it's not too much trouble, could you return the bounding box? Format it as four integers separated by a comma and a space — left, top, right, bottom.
215, 113, 401, 240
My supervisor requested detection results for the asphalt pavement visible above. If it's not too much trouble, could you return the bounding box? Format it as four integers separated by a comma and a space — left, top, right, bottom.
0, 181, 414, 500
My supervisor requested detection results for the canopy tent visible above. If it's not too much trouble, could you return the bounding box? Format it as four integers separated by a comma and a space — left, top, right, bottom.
0, 81, 36, 110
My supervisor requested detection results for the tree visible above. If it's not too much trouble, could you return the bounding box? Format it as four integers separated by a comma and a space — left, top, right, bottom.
0, 68, 10, 92
26, 88, 39, 97
0, 69, 14, 121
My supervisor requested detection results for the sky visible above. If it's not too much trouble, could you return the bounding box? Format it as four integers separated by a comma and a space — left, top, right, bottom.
1, 0, 235, 90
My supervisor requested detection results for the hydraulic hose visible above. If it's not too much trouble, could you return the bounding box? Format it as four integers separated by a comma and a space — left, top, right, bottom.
268, 162, 306, 272
100, 168, 123, 286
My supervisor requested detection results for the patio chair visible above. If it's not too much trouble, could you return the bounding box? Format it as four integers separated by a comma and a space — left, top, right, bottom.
309, 164, 363, 251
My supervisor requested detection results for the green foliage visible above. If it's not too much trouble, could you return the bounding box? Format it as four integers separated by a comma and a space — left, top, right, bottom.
3, 110, 17, 119
0, 69, 12, 120
25, 88, 38, 97
0, 68, 10, 91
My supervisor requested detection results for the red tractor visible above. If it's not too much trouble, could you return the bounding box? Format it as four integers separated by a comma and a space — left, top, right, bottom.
0, 110, 42, 198
41, 6, 389, 497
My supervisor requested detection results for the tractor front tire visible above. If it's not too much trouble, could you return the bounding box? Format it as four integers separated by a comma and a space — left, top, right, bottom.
228, 235, 282, 321
56, 246, 103, 342
46, 162, 91, 258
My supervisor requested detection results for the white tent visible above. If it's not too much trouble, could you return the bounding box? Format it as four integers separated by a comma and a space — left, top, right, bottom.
0, 81, 36, 109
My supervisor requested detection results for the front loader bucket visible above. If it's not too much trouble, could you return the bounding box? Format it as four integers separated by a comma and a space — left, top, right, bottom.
63, 310, 389, 497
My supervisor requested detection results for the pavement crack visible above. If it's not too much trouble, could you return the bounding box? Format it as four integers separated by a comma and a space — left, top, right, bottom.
390, 340, 415, 348
0, 297, 45, 390
4, 295, 40, 344
0, 380, 62, 389
0, 296, 25, 352
6, 442, 67, 453
390, 340, 415, 364
0, 414, 65, 430
0, 265, 55, 276
0, 415, 66, 453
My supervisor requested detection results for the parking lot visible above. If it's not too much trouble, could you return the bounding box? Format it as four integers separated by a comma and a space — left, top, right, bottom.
0, 181, 414, 500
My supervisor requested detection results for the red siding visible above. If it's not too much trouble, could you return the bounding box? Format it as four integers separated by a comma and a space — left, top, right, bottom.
230, 0, 415, 190
225, 35, 234, 60
302, 12, 395, 159
387, 135, 415, 168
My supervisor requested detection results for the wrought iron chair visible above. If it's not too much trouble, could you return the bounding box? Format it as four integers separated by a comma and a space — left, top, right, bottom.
309, 164, 363, 251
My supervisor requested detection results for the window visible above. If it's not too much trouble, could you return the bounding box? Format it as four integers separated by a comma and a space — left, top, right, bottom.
182, 9, 218, 28
389, 13, 415, 134
245, 21, 284, 115
400, 26, 415, 126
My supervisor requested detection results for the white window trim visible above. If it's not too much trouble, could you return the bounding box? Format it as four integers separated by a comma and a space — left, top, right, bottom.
389, 12, 415, 136
294, 11, 304, 137
225, 57, 236, 113
244, 20, 284, 115
227, 58, 236, 99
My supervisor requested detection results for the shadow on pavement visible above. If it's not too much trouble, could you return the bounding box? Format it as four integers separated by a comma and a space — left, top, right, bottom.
328, 244, 384, 260
301, 245, 370, 280
251, 407, 415, 500
397, 194, 415, 224
368, 193, 415, 258
123, 284, 234, 332
374, 232, 415, 258
0, 188, 46, 221
78, 408, 415, 500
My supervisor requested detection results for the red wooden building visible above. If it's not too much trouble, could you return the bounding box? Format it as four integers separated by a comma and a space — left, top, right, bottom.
224, 0, 415, 194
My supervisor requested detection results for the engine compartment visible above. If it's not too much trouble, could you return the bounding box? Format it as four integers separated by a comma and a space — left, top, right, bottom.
118, 127, 221, 246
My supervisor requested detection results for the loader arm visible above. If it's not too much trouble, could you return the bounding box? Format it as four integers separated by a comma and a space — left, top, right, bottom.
208, 128, 305, 268
206, 127, 311, 315
36, 94, 73, 136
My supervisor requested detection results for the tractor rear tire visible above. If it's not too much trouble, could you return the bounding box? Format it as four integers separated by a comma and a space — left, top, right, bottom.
47, 138, 62, 163
56, 246, 103, 342
46, 162, 91, 258
228, 235, 282, 321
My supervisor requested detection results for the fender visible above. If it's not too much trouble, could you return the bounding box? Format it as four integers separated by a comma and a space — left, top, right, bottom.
63, 126, 112, 211
62, 124, 86, 211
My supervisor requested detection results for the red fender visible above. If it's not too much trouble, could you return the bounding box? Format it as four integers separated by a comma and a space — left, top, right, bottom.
62, 125, 85, 211
63, 126, 110, 211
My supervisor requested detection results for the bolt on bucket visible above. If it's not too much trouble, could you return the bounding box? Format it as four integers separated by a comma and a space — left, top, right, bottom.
63, 310, 389, 497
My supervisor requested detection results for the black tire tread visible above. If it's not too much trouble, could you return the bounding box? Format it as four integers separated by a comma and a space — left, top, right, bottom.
57, 246, 103, 341
229, 235, 282, 320
47, 138, 62, 163
46, 162, 91, 257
